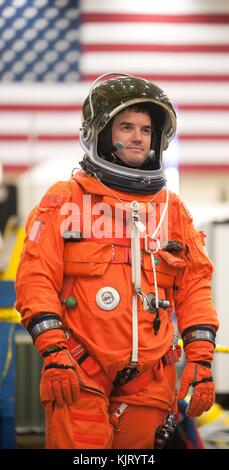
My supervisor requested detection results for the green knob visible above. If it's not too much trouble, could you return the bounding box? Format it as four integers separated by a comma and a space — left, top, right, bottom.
65, 296, 77, 308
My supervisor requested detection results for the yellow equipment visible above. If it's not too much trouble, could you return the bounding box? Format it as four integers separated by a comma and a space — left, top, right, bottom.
0, 216, 24, 323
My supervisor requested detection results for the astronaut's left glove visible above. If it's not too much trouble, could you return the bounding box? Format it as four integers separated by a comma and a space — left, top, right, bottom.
27, 315, 80, 407
40, 341, 80, 407
178, 325, 216, 418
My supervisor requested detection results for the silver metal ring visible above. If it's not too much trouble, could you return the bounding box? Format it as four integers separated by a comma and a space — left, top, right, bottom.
30, 319, 64, 341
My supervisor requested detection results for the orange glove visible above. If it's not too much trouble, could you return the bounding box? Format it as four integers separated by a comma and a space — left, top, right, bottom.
178, 341, 215, 418
35, 329, 80, 407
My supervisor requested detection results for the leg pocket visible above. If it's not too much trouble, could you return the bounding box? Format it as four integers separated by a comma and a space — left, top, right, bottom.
70, 390, 114, 448
44, 390, 113, 449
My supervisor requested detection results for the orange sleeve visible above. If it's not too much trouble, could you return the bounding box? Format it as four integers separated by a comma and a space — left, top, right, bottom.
15, 180, 72, 328
171, 194, 219, 334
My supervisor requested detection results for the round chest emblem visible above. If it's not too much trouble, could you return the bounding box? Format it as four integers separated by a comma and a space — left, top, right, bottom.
96, 287, 120, 311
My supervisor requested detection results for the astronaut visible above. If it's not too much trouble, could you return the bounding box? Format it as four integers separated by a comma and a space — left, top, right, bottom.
16, 73, 219, 449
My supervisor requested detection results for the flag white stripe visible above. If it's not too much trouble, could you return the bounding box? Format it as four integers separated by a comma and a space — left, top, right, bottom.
177, 111, 229, 133
80, 52, 229, 74
0, 113, 80, 134
82, 23, 229, 45
179, 141, 229, 163
82, 0, 229, 15
1, 141, 229, 166
0, 84, 88, 104
0, 142, 81, 164
1, 111, 229, 134
1, 83, 229, 106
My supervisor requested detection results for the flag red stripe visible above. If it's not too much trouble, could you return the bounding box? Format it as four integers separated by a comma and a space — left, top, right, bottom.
0, 134, 79, 141
179, 105, 229, 111
1, 104, 229, 112
82, 13, 229, 24
3, 163, 229, 174
0, 134, 228, 141
179, 164, 229, 171
0, 104, 82, 112
83, 44, 229, 53
180, 134, 229, 141
3, 164, 31, 174
82, 73, 229, 82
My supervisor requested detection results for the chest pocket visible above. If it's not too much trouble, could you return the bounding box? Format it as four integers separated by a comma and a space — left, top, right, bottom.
142, 249, 186, 288
63, 241, 112, 277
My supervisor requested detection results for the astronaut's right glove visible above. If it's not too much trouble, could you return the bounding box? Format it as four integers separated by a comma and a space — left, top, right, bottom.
31, 321, 80, 407
178, 325, 216, 418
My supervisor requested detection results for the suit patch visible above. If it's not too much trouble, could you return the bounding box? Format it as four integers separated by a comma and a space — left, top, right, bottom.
40, 194, 65, 208
28, 220, 43, 242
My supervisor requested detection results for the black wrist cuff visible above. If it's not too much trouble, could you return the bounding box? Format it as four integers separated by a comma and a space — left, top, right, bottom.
182, 324, 216, 348
27, 313, 64, 341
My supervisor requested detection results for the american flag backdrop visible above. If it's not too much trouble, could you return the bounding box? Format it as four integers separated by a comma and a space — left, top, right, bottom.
0, 0, 229, 175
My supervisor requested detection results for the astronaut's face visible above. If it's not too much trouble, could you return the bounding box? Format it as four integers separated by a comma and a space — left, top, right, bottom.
111, 109, 152, 168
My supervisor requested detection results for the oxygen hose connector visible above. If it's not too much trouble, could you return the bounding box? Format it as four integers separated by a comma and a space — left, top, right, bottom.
147, 293, 170, 313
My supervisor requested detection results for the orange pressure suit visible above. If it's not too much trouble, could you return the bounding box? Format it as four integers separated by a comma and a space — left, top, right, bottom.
16, 172, 218, 448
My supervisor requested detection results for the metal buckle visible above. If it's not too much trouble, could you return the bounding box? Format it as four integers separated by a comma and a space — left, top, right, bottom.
113, 364, 139, 388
